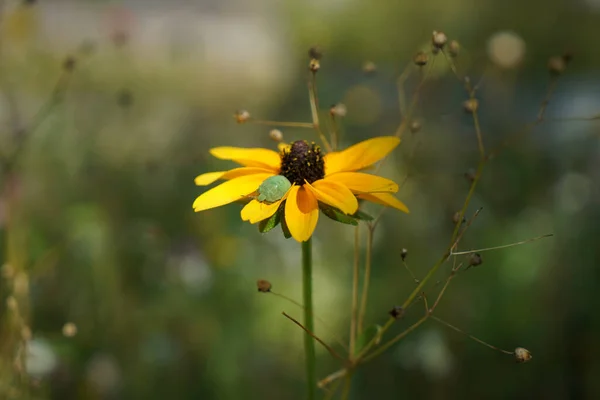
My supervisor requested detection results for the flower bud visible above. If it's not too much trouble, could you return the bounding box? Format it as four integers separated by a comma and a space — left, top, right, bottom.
389, 306, 405, 319
362, 61, 377, 74
329, 103, 347, 117
452, 211, 466, 224
547, 56, 566, 76
234, 110, 251, 124
514, 347, 532, 363
269, 129, 283, 143
464, 168, 476, 183
401, 248, 408, 261
468, 253, 483, 267
257, 279, 272, 293
432, 31, 448, 49
409, 120, 421, 133
448, 40, 460, 57
463, 98, 479, 113
414, 51, 429, 66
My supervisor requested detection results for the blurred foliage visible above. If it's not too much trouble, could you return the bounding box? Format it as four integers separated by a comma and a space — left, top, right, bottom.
0, 0, 599, 399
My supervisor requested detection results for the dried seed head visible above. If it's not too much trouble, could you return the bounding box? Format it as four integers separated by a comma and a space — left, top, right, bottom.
448, 40, 460, 57
257, 279, 272, 293
464, 168, 476, 183
329, 103, 347, 117
309, 59, 320, 72
389, 306, 405, 319
409, 120, 421, 134
269, 129, 283, 143
362, 61, 377, 74
463, 98, 479, 113
308, 46, 323, 60
63, 56, 76, 72
234, 110, 251, 124
514, 347, 532, 363
452, 211, 466, 224
468, 253, 483, 267
432, 31, 448, 49
401, 248, 408, 261
413, 51, 429, 66
547, 56, 566, 76
62, 322, 78, 337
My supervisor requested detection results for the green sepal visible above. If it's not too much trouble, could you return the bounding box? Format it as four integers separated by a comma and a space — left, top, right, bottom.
354, 324, 382, 356
319, 204, 358, 226
280, 208, 292, 239
352, 209, 374, 221
258, 210, 280, 233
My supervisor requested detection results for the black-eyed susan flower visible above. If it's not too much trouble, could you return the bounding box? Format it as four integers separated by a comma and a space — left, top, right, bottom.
193, 136, 408, 242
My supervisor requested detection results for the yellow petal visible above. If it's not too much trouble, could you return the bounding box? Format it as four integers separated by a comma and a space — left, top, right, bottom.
324, 136, 400, 174
325, 172, 399, 193
210, 147, 281, 170
241, 189, 290, 223
304, 179, 358, 215
193, 173, 273, 212
358, 193, 409, 213
194, 167, 274, 186
284, 186, 319, 242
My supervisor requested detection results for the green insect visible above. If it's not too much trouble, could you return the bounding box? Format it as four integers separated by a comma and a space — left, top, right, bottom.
257, 175, 292, 203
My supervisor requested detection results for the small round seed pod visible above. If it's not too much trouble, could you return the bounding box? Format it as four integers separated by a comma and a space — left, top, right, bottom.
269, 129, 283, 143
547, 56, 566, 76
329, 103, 347, 117
257, 279, 272, 293
514, 347, 532, 363
234, 110, 251, 124
409, 120, 422, 134
468, 253, 483, 267
448, 40, 460, 57
432, 31, 448, 50
389, 306, 405, 319
414, 51, 429, 66
463, 98, 479, 114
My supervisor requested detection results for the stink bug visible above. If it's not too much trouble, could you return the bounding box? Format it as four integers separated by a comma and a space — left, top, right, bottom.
257, 175, 292, 203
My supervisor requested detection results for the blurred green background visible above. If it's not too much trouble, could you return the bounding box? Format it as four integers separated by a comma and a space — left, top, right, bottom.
0, 0, 599, 399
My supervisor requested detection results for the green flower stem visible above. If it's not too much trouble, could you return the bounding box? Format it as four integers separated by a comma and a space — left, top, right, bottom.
302, 237, 316, 400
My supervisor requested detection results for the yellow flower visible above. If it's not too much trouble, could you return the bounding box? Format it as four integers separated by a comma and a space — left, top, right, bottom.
193, 136, 408, 242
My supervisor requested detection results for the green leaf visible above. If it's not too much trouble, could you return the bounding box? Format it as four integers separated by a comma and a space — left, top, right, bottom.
355, 324, 382, 356
319, 204, 358, 226
258, 211, 280, 233
352, 210, 374, 221
280, 210, 292, 239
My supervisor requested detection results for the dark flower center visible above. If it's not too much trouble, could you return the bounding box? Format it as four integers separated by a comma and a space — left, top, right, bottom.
280, 140, 325, 185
